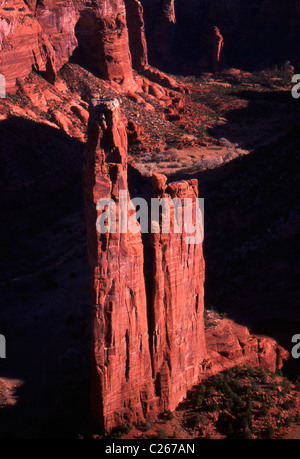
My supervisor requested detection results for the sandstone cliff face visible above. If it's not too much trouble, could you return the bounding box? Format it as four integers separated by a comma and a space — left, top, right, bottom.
0, 0, 137, 92
0, 0, 185, 94
150, 174, 206, 412
83, 98, 156, 431
0, 0, 50, 93
83, 99, 289, 433
34, 0, 79, 78
74, 0, 135, 89
204, 319, 289, 378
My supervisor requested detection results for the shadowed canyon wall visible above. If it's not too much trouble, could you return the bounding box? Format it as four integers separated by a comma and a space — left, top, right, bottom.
141, 0, 300, 72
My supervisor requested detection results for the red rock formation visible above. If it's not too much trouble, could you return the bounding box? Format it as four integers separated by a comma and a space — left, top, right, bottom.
150, 173, 206, 412
124, 0, 148, 70
83, 101, 288, 432
0, 1, 50, 93
34, 0, 79, 78
0, 0, 185, 96
74, 0, 135, 89
203, 319, 289, 378
83, 100, 207, 431
83, 98, 156, 432
0, 0, 79, 91
212, 26, 224, 73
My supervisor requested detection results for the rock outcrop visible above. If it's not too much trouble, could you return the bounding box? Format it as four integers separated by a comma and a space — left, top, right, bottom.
0, 0, 137, 92
83, 100, 289, 433
83, 97, 157, 432
83, 99, 207, 431
204, 319, 289, 377
124, 0, 148, 71
150, 174, 206, 412
0, 0, 80, 92
212, 26, 224, 74
0, 1, 51, 93
74, 0, 135, 89
141, 0, 300, 72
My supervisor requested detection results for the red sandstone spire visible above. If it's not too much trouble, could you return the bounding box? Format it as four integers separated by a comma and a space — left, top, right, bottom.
83, 98, 156, 432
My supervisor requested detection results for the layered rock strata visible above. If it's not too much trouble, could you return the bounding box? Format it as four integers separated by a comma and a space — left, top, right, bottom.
74, 0, 135, 89
204, 319, 289, 378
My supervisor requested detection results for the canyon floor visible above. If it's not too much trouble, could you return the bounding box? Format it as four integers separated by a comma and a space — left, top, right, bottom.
0, 64, 299, 438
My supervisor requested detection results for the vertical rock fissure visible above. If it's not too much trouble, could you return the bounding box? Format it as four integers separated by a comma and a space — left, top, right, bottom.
142, 230, 156, 380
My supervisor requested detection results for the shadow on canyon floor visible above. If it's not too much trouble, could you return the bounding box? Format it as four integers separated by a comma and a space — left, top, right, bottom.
0, 117, 90, 438
0, 90, 299, 436
168, 97, 300, 379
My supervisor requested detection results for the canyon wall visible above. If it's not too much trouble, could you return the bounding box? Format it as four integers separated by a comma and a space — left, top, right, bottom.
123, 0, 148, 71
73, 0, 135, 88
1, 0, 300, 94
0, 0, 186, 95
0, 0, 139, 93
141, 0, 300, 71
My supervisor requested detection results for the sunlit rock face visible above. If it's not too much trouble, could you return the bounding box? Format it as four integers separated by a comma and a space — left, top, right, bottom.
150, 174, 206, 412
83, 98, 207, 432
0, 0, 136, 92
83, 98, 157, 432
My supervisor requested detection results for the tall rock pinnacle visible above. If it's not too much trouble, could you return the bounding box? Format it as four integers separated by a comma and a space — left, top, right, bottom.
83, 98, 157, 432
83, 99, 207, 433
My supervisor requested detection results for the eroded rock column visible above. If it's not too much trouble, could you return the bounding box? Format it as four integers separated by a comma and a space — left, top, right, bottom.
83, 98, 156, 432
150, 174, 206, 412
